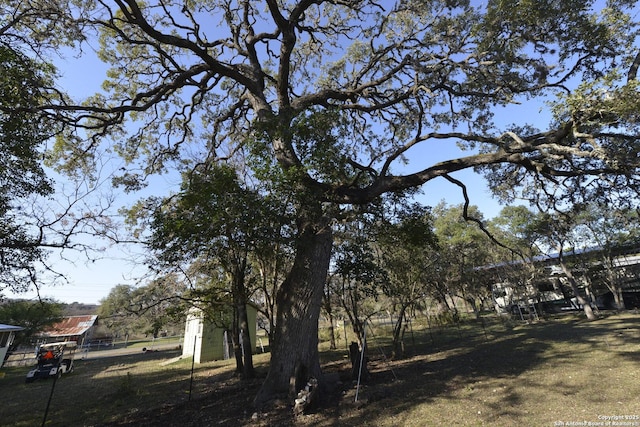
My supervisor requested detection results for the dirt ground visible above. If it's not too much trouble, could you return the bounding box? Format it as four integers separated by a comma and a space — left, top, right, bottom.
96, 357, 360, 427
87, 313, 640, 427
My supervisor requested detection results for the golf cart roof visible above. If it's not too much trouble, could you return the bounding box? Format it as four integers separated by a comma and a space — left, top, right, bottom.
40, 341, 77, 349
0, 324, 24, 332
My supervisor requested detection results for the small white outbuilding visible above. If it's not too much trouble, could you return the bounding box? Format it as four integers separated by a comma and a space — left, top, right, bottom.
182, 306, 257, 363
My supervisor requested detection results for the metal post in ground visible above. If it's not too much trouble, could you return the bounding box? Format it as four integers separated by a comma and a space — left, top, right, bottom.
188, 334, 198, 401
354, 324, 367, 403
41, 359, 61, 427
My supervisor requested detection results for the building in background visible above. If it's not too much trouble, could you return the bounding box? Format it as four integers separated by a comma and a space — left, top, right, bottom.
0, 324, 24, 367
39, 315, 98, 347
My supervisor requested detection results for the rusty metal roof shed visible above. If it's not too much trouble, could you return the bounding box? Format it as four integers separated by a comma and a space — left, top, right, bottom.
41, 315, 98, 338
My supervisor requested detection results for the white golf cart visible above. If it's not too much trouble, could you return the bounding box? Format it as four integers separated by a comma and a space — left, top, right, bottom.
26, 341, 77, 383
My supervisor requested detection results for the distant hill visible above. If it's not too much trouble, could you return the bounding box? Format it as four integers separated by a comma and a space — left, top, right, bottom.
63, 302, 99, 316
1, 299, 98, 316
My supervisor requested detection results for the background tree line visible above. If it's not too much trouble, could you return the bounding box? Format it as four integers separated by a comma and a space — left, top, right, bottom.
106, 162, 640, 372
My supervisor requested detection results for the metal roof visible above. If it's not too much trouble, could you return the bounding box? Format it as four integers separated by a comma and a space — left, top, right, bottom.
40, 341, 78, 349
0, 324, 24, 332
41, 315, 97, 338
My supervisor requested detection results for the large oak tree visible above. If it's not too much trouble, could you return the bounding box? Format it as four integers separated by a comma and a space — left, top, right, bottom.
23, 0, 640, 404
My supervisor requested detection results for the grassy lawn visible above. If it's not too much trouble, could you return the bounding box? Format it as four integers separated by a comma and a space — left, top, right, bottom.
339, 312, 640, 427
1, 312, 639, 426
0, 348, 251, 427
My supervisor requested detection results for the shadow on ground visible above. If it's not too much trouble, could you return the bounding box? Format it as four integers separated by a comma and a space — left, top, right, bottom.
88, 313, 640, 426
331, 313, 640, 426
12, 313, 636, 427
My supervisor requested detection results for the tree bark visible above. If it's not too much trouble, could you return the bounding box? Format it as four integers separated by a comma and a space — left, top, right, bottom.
323, 284, 337, 350
558, 256, 597, 321
604, 258, 626, 310
613, 289, 625, 310
349, 341, 368, 381
231, 311, 244, 373
254, 210, 333, 406
391, 304, 408, 359
237, 302, 255, 378
342, 297, 366, 350
232, 264, 255, 379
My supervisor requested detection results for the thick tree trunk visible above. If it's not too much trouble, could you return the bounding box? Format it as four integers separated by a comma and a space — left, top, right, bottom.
254, 212, 333, 406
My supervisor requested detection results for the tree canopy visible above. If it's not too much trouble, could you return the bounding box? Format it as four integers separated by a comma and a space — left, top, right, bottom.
0, 298, 63, 350
40, 1, 640, 205
0, 1, 113, 296
0, 44, 55, 293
